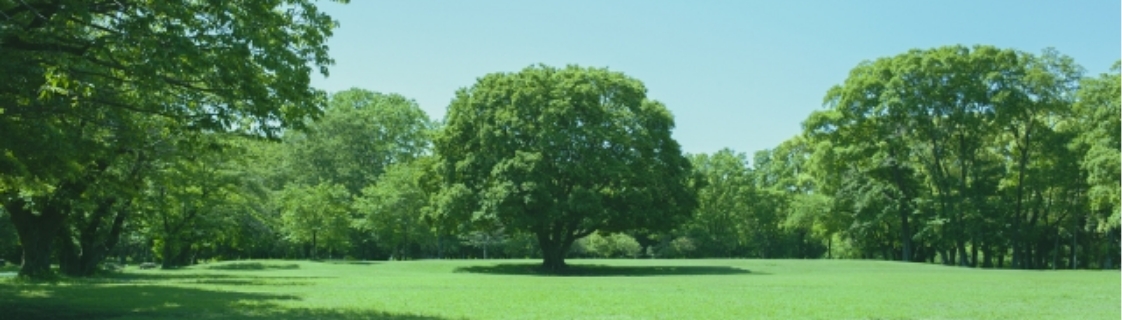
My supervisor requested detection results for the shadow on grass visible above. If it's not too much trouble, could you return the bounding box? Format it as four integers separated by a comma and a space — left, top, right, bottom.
0, 280, 453, 320
205, 262, 301, 271
455, 263, 758, 277
91, 272, 331, 283
323, 260, 383, 265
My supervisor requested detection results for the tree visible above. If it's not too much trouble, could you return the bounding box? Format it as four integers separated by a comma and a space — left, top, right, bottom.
140, 134, 266, 269
686, 149, 755, 257
1, 0, 342, 278
289, 89, 434, 194
1072, 62, 1121, 232
805, 45, 1086, 268
435, 65, 699, 270
352, 161, 435, 260
279, 183, 352, 260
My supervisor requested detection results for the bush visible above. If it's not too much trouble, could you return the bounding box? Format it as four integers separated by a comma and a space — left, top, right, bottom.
502, 233, 540, 259
657, 237, 697, 258
577, 233, 642, 258
99, 262, 125, 272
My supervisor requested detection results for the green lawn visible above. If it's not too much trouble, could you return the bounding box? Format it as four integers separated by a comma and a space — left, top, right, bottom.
0, 259, 1117, 319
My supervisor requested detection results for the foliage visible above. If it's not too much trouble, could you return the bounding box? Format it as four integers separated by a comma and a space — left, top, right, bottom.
279, 183, 352, 259
573, 233, 643, 258
800, 45, 1115, 268
353, 161, 436, 260
683, 149, 754, 257
0, 0, 343, 278
435, 64, 699, 270
289, 89, 434, 194
1071, 61, 1121, 231
4, 12, 1118, 276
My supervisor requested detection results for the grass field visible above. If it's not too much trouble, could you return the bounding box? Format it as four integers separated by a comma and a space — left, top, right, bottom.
0, 259, 1117, 319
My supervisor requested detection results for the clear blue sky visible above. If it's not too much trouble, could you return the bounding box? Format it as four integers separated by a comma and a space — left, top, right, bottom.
310, 1, 1120, 157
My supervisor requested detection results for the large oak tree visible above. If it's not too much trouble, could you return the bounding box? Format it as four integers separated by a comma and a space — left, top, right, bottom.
435, 65, 699, 270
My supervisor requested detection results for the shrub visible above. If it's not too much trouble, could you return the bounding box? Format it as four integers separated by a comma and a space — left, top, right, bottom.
577, 233, 643, 258
657, 237, 697, 258
99, 262, 125, 273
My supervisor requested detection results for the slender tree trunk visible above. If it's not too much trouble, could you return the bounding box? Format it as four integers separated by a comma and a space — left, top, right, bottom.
955, 214, 969, 267
1010, 123, 1032, 269
981, 244, 993, 268
1070, 218, 1079, 269
161, 239, 175, 269
970, 238, 979, 268
1052, 230, 1060, 270
437, 231, 444, 259
827, 237, 832, 259
311, 231, 317, 260
886, 145, 914, 262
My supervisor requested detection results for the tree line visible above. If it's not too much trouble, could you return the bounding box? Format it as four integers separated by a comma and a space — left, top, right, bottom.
1, 2, 1118, 278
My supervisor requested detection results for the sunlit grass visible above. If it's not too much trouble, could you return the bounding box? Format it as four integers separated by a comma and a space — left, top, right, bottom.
1, 259, 1117, 319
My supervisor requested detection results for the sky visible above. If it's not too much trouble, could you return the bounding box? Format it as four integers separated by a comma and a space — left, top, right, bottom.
309, 1, 1120, 157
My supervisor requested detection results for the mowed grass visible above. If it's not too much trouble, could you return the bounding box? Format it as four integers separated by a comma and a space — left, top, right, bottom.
0, 259, 1117, 320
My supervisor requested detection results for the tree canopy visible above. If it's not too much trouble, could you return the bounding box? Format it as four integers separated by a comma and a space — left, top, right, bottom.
0, 0, 343, 278
434, 65, 699, 270
2, 7, 1117, 279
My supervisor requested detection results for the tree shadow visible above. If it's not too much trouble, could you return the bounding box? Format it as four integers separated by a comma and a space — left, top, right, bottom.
63, 270, 332, 285
454, 263, 759, 277
323, 260, 383, 265
205, 262, 301, 271
0, 280, 454, 320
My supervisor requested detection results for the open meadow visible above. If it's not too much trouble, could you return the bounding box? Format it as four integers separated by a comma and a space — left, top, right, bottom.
0, 259, 1117, 320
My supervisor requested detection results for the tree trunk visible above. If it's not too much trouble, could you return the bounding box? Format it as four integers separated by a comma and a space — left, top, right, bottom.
1070, 218, 1079, 269
1010, 124, 1032, 269
311, 231, 317, 260
955, 221, 969, 267
538, 232, 570, 271
541, 245, 565, 271
970, 240, 979, 268
437, 232, 444, 259
981, 245, 993, 268
886, 146, 913, 262
826, 237, 832, 259
58, 198, 127, 277
58, 225, 81, 275
7, 200, 67, 279
1051, 230, 1060, 270
161, 239, 175, 269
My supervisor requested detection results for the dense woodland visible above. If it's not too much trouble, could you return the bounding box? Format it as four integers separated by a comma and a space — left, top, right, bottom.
1, 1, 1118, 278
